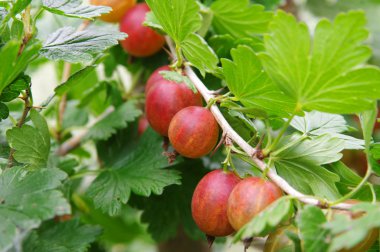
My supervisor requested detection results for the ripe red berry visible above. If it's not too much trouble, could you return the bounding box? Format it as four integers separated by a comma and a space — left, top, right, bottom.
227, 177, 283, 231
119, 3, 165, 57
168, 106, 219, 158
138, 116, 149, 136
145, 65, 171, 93
192, 169, 241, 237
145, 80, 203, 136
91, 0, 136, 23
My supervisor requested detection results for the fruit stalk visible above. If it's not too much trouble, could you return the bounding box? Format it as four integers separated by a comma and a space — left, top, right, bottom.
165, 37, 353, 211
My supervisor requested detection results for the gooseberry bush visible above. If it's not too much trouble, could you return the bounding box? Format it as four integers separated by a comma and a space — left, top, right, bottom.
2, 0, 380, 251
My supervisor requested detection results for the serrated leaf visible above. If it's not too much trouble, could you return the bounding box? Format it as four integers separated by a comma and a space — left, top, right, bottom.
40, 27, 127, 63
211, 0, 273, 38
0, 102, 9, 120
0, 40, 41, 95
87, 129, 182, 216
0, 167, 70, 251
23, 219, 101, 252
233, 197, 294, 242
181, 33, 219, 76
42, 0, 111, 20
130, 160, 205, 241
297, 206, 329, 252
85, 101, 142, 141
6, 109, 50, 169
55, 66, 96, 96
261, 11, 380, 114
146, 0, 201, 44
221, 46, 295, 117
324, 203, 380, 252
291, 111, 364, 150
273, 134, 343, 200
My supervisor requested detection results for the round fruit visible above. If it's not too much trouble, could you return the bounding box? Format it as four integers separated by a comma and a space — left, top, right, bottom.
91, 0, 136, 23
145, 80, 203, 136
145, 65, 171, 93
264, 225, 298, 252
227, 177, 283, 231
192, 169, 241, 237
138, 116, 149, 136
169, 106, 219, 158
120, 3, 165, 57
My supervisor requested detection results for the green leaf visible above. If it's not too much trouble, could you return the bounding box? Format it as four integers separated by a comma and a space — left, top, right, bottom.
11, 0, 32, 15
324, 203, 380, 252
291, 111, 364, 150
0, 102, 9, 121
62, 101, 89, 129
261, 11, 380, 114
42, 0, 111, 20
0, 40, 41, 95
144, 12, 164, 33
233, 197, 294, 242
40, 27, 127, 63
55, 65, 96, 96
10, 19, 23, 40
297, 206, 329, 252
181, 33, 219, 76
6, 109, 51, 168
359, 102, 377, 150
23, 219, 101, 252
160, 70, 197, 93
221, 46, 295, 117
0, 167, 70, 251
273, 134, 343, 200
145, 0, 201, 44
87, 129, 182, 216
211, 0, 273, 38
130, 160, 205, 241
85, 101, 142, 141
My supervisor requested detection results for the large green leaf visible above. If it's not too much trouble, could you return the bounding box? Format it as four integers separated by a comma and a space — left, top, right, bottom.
6, 109, 51, 169
0, 167, 70, 251
87, 129, 182, 216
211, 0, 273, 38
145, 0, 201, 44
261, 11, 380, 114
40, 27, 126, 63
297, 206, 329, 252
233, 197, 294, 242
42, 0, 111, 20
222, 46, 295, 117
23, 219, 101, 252
55, 66, 96, 96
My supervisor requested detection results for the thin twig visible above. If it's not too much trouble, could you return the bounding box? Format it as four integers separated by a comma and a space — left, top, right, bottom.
165, 36, 352, 210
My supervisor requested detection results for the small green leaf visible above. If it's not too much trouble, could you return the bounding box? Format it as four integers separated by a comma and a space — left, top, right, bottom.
0, 167, 70, 251
233, 197, 294, 242
11, 0, 32, 15
42, 0, 111, 20
181, 33, 219, 76
359, 102, 377, 150
40, 27, 127, 63
55, 66, 96, 96
23, 219, 101, 252
6, 109, 51, 168
144, 12, 164, 33
160, 71, 197, 93
211, 0, 273, 38
87, 129, 182, 216
297, 206, 329, 252
85, 101, 142, 141
10, 18, 23, 40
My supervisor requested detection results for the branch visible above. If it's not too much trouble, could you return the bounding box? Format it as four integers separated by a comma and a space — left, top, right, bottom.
165, 37, 352, 210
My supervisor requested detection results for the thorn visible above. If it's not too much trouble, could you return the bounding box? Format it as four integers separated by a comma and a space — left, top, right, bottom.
243, 237, 253, 252
206, 234, 215, 248
210, 132, 227, 157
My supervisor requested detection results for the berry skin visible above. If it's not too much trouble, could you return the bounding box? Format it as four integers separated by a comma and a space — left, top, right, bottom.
145, 65, 171, 93
227, 177, 283, 231
138, 116, 149, 136
145, 80, 203, 136
91, 0, 136, 23
192, 169, 241, 237
168, 106, 219, 158
119, 3, 165, 57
